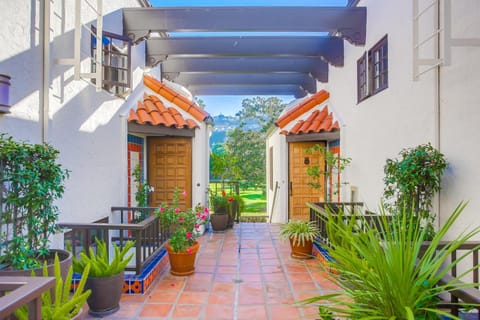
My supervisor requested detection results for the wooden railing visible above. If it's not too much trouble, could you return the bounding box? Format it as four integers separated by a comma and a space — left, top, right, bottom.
308, 202, 480, 318
0, 276, 55, 320
58, 207, 169, 275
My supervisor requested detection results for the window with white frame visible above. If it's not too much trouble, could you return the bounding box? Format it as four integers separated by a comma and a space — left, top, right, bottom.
357, 35, 388, 103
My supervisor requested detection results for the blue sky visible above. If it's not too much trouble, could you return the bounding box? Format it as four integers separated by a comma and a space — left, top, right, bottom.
149, 0, 348, 116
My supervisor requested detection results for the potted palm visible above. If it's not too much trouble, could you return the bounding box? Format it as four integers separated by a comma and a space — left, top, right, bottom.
157, 188, 208, 276
0, 134, 71, 275
72, 238, 134, 317
279, 220, 320, 259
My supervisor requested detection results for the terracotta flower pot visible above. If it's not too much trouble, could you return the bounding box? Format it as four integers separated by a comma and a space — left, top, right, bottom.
289, 238, 314, 259
166, 240, 200, 276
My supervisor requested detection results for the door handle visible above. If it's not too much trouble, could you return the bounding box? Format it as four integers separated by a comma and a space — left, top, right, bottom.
289, 181, 293, 196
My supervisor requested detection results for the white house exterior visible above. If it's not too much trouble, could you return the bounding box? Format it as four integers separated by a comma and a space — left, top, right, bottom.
267, 0, 480, 239
0, 1, 211, 246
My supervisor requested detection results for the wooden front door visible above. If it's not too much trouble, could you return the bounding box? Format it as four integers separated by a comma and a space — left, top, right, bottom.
288, 141, 325, 221
148, 137, 192, 210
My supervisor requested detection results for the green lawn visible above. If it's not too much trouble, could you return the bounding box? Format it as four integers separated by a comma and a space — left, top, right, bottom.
209, 184, 267, 217
240, 188, 266, 216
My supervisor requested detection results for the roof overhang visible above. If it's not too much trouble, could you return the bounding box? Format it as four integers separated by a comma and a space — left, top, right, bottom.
123, 7, 366, 45
123, 6, 367, 98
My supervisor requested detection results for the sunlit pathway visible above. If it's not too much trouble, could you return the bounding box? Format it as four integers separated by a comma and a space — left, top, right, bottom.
81, 223, 340, 319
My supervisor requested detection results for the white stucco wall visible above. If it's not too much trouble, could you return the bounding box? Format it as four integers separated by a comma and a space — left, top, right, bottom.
0, 1, 143, 226
266, 127, 289, 223
323, 0, 480, 238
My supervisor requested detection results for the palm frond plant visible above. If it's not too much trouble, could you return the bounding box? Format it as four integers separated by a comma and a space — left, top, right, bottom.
280, 220, 320, 246
301, 202, 480, 319
280, 220, 320, 259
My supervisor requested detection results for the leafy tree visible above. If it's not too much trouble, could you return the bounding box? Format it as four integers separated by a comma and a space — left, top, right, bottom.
211, 96, 286, 188
236, 96, 286, 132
224, 128, 265, 187
210, 145, 237, 185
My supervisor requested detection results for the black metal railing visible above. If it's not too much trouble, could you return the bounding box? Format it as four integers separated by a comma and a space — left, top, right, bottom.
58, 207, 169, 275
308, 202, 480, 318
308, 202, 365, 246
0, 276, 55, 320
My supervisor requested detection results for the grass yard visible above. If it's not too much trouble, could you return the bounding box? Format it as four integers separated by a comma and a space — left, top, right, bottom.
209, 183, 267, 217
240, 188, 267, 216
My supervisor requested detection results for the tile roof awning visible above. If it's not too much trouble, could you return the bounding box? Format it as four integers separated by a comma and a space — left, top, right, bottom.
128, 94, 199, 129
128, 75, 211, 134
122, 6, 367, 98
275, 90, 339, 137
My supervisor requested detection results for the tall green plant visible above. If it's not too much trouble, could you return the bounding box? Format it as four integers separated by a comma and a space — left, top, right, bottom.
384, 143, 447, 237
302, 202, 480, 319
0, 134, 69, 270
14, 254, 91, 320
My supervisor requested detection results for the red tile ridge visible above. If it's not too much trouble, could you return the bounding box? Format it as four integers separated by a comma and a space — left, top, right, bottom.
275, 90, 329, 128
281, 106, 339, 135
144, 74, 210, 122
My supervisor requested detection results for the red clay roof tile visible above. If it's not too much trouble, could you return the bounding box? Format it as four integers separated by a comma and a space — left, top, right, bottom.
274, 89, 338, 136
275, 90, 329, 128
281, 106, 339, 135
128, 94, 200, 129
144, 74, 210, 122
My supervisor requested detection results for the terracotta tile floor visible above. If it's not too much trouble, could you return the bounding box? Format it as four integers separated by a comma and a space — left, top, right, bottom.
81, 223, 340, 319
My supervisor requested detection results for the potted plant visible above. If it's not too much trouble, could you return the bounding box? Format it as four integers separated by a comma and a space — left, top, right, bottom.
383, 142, 447, 239
14, 254, 91, 320
279, 220, 320, 259
302, 202, 480, 319
0, 134, 71, 274
72, 238, 134, 317
210, 190, 231, 231
157, 188, 208, 276
210, 189, 244, 230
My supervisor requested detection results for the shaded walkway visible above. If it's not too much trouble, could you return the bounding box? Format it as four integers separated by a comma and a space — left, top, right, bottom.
83, 223, 340, 319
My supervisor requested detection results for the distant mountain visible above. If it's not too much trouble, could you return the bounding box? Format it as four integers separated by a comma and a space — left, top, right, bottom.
210, 114, 261, 148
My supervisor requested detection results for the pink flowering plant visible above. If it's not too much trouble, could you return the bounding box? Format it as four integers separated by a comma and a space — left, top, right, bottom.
156, 188, 208, 253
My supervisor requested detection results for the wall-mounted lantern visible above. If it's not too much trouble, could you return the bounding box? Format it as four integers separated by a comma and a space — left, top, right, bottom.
0, 74, 11, 114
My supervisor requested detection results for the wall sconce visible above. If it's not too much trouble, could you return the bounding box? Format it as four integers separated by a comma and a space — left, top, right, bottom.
0, 74, 11, 114
304, 157, 310, 165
